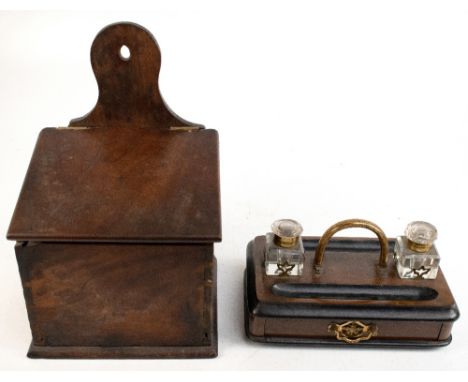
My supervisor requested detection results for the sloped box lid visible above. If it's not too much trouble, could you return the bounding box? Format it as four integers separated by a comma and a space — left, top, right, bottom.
7, 127, 221, 243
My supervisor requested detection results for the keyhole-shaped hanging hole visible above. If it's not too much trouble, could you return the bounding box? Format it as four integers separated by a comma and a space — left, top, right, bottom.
119, 45, 131, 61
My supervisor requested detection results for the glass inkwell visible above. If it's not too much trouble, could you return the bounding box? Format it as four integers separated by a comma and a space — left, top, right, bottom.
265, 219, 305, 276
394, 221, 440, 279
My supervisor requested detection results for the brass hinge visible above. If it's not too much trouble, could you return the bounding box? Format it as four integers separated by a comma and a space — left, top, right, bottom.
169, 126, 203, 132
56, 126, 91, 130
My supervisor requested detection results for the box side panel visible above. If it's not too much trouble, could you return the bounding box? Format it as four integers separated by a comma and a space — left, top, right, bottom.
16, 242, 214, 348
438, 322, 454, 341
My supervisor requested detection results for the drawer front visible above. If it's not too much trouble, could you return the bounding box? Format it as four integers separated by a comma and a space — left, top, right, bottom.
264, 318, 444, 343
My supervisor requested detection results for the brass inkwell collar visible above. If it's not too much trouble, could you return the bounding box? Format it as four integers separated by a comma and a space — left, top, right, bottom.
272, 219, 303, 248
405, 221, 438, 253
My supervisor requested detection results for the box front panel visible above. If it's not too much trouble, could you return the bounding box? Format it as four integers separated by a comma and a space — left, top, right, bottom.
16, 242, 214, 348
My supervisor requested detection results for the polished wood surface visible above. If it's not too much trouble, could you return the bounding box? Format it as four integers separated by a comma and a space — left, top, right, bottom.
7, 127, 220, 242
69, 22, 202, 129
17, 242, 217, 358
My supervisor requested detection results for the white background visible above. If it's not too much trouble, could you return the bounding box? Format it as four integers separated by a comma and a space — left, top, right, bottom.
1, 1, 467, 371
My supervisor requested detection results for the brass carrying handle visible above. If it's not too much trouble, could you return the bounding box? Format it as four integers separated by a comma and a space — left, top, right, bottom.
313, 219, 388, 273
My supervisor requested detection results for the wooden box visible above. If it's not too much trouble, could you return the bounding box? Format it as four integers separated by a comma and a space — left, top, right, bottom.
245, 231, 459, 347
7, 22, 221, 359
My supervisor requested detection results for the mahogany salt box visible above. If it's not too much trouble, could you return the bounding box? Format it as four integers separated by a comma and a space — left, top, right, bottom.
7, 22, 221, 358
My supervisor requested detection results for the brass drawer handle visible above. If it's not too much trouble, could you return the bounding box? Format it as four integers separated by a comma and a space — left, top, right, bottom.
313, 218, 388, 273
328, 320, 377, 344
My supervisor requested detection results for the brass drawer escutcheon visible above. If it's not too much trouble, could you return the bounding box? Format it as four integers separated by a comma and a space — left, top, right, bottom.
328, 320, 377, 344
